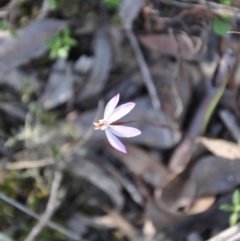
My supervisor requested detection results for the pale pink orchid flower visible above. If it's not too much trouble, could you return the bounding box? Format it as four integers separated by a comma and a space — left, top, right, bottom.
93, 93, 141, 153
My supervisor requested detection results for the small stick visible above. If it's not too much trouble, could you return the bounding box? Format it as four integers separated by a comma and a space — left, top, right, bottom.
5, 158, 55, 170
125, 29, 172, 143
37, 0, 50, 19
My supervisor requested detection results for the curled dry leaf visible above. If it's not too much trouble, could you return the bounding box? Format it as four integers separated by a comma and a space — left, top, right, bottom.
137, 33, 202, 61
197, 137, 240, 160
0, 19, 66, 74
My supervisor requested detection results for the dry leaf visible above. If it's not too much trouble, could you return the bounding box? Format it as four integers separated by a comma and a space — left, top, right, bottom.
0, 19, 66, 74
157, 171, 197, 213
187, 196, 216, 215
191, 155, 240, 197
197, 137, 240, 160
41, 59, 73, 109
79, 27, 112, 100
108, 144, 169, 187
67, 157, 124, 211
137, 33, 202, 61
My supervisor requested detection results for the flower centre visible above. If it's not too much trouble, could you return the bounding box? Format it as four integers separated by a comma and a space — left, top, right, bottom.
93, 119, 109, 130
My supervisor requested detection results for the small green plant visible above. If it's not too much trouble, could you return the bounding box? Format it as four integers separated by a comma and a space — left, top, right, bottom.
220, 189, 240, 226
48, 0, 58, 10
45, 27, 77, 59
212, 18, 231, 36
28, 103, 57, 126
219, 0, 234, 6
212, 0, 234, 35
47, 0, 67, 10
102, 0, 122, 7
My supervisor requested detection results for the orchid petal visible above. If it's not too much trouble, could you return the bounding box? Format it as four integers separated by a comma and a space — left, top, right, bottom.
104, 94, 120, 120
105, 129, 126, 153
109, 125, 141, 138
108, 102, 135, 123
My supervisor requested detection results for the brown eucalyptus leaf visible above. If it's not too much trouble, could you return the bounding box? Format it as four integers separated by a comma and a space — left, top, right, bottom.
147, 200, 184, 229
197, 137, 240, 160
187, 196, 216, 215
108, 144, 169, 187
41, 59, 73, 109
191, 155, 240, 197
157, 171, 197, 213
137, 33, 202, 61
79, 27, 112, 100
0, 19, 66, 74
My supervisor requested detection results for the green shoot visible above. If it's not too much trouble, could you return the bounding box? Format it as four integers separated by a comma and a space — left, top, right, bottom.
45, 27, 77, 60
201, 71, 229, 133
102, 0, 122, 7
219, 0, 234, 6
48, 0, 58, 10
220, 190, 240, 226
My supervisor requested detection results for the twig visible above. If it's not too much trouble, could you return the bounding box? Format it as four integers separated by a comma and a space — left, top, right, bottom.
37, 0, 49, 19
125, 29, 161, 112
5, 158, 55, 170
126, 29, 172, 143
207, 222, 240, 241
24, 169, 63, 241
158, 0, 240, 17
0, 192, 80, 240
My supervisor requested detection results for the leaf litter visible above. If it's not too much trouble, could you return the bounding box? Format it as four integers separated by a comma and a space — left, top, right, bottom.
1, 0, 240, 241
